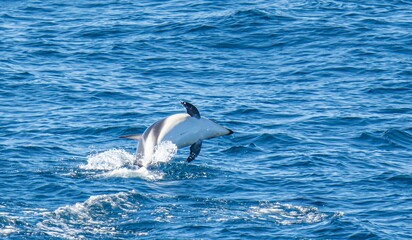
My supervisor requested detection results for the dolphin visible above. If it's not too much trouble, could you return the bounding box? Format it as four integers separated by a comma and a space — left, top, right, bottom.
121, 101, 233, 166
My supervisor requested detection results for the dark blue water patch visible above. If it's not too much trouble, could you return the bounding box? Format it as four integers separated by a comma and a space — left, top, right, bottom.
155, 161, 230, 181
186, 24, 218, 34
215, 9, 277, 33
366, 86, 412, 95
303, 115, 374, 128
1, 71, 36, 81
227, 105, 261, 115
365, 80, 412, 94
253, 133, 303, 150
373, 171, 412, 187
386, 174, 412, 185
229, 132, 303, 151
382, 129, 412, 150
313, 216, 384, 240
223, 144, 265, 156
353, 131, 392, 147
91, 90, 136, 101
0, 145, 69, 164
376, 107, 412, 114
184, 9, 300, 51
351, 130, 409, 150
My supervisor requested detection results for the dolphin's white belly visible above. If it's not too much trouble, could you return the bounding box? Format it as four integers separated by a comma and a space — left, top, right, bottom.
161, 115, 227, 146
140, 113, 230, 159
162, 117, 205, 148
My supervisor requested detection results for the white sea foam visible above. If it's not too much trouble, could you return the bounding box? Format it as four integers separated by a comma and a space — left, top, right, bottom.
80, 141, 177, 180
139, 141, 178, 167
0, 226, 18, 236
0, 210, 19, 236
98, 167, 164, 181
80, 149, 135, 170
249, 202, 327, 225
36, 191, 145, 239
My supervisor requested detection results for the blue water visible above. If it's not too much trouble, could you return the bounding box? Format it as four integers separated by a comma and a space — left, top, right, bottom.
1, 0, 412, 239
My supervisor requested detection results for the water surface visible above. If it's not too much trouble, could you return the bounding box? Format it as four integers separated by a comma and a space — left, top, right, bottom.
1, 0, 411, 239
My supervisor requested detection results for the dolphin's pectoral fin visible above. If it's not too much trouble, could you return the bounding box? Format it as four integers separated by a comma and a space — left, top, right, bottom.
187, 140, 202, 162
181, 101, 200, 119
120, 134, 143, 141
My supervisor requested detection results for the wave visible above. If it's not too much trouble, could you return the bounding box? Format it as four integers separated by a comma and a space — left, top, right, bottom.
383, 129, 412, 149
354, 129, 412, 149
34, 189, 340, 239
36, 190, 146, 239
0, 213, 19, 237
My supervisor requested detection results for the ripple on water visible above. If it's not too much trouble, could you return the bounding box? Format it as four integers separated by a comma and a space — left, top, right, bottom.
353, 129, 412, 150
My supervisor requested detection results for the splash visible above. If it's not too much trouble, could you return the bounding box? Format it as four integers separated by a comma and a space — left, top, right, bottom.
99, 167, 164, 181
80, 149, 134, 170
139, 141, 178, 168
80, 142, 178, 180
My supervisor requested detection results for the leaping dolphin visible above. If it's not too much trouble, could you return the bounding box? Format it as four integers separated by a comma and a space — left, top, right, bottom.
121, 101, 233, 166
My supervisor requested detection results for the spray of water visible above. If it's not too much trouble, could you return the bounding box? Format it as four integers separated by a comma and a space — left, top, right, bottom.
80, 141, 178, 180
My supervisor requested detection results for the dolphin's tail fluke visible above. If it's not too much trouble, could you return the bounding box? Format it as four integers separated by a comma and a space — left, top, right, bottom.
120, 134, 143, 141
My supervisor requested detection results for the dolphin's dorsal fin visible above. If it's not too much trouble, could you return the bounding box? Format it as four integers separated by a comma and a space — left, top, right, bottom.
120, 134, 143, 141
181, 101, 200, 119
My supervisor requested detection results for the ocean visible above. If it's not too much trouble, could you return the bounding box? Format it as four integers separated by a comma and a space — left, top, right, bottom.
1, 0, 411, 239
